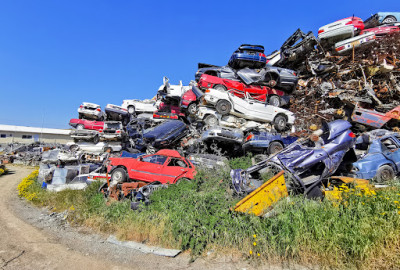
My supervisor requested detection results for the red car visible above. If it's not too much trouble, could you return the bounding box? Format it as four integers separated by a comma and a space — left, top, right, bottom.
69, 118, 104, 130
107, 149, 196, 185
360, 25, 400, 38
180, 86, 204, 115
153, 102, 185, 120
197, 74, 287, 106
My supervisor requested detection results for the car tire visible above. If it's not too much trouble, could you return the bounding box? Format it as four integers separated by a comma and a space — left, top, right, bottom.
268, 95, 281, 107
76, 124, 85, 130
69, 144, 79, 152
376, 165, 395, 183
128, 105, 136, 115
100, 115, 106, 121
213, 84, 227, 91
215, 100, 231, 115
204, 115, 218, 126
175, 177, 190, 184
268, 141, 284, 155
382, 16, 397, 24
273, 115, 287, 132
93, 135, 100, 144
111, 168, 127, 184
187, 103, 198, 115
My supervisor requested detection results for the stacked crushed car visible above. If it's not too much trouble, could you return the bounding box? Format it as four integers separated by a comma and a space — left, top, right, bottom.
2, 11, 400, 212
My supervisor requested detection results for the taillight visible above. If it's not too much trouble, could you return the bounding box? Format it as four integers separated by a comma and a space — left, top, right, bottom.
96, 108, 101, 112
116, 130, 121, 133
259, 53, 266, 57
293, 72, 297, 76
336, 46, 345, 52
348, 132, 356, 138
318, 29, 324, 34
99, 129, 103, 133
245, 134, 254, 142
79, 105, 83, 108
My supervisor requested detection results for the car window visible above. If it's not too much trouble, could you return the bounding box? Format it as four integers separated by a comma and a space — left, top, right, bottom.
381, 138, 399, 151
142, 155, 167, 165
167, 158, 187, 168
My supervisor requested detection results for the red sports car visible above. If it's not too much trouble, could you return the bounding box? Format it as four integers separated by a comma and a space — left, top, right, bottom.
69, 118, 104, 130
197, 74, 287, 106
107, 149, 196, 185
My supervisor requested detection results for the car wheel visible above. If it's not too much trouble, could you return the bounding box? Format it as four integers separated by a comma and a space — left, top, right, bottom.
175, 177, 190, 184
128, 105, 136, 115
100, 115, 106, 121
382, 16, 397, 24
204, 115, 218, 126
376, 165, 395, 183
187, 103, 198, 115
215, 100, 231, 115
213, 84, 227, 91
69, 144, 79, 152
76, 124, 85, 130
93, 135, 100, 144
268, 95, 281, 107
111, 168, 127, 183
273, 115, 287, 132
268, 141, 284, 155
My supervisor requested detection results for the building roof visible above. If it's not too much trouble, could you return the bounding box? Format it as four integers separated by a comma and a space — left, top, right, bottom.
0, 124, 70, 135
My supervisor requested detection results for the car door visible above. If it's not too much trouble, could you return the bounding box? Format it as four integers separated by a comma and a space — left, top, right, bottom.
93, 121, 104, 130
381, 137, 400, 171
161, 157, 189, 184
129, 155, 168, 183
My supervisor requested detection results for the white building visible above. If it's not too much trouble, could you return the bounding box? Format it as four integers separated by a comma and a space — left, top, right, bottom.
0, 124, 71, 144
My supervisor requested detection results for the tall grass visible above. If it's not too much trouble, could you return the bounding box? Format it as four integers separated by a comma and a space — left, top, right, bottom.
18, 161, 400, 269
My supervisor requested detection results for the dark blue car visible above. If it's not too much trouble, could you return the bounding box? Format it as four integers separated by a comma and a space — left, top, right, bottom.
228, 44, 267, 69
127, 120, 189, 154
351, 130, 400, 182
242, 131, 298, 155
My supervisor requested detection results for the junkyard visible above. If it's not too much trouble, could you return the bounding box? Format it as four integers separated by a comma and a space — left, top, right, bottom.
2, 4, 400, 270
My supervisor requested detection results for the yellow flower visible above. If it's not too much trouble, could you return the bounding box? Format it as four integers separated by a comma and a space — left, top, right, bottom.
381, 212, 386, 216
257, 253, 261, 257
253, 242, 257, 246
398, 211, 400, 215
394, 201, 399, 204
249, 250, 253, 255
253, 234, 257, 238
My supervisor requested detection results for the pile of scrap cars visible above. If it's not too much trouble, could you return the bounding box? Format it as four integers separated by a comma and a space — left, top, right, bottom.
2, 11, 400, 214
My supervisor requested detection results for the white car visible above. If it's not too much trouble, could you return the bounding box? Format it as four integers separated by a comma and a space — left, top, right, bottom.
318, 17, 364, 44
121, 99, 159, 115
67, 142, 122, 154
334, 32, 376, 54
157, 76, 191, 98
78, 102, 106, 121
196, 106, 272, 131
203, 89, 295, 131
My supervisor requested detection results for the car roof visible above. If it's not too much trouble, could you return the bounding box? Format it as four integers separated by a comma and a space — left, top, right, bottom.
155, 149, 182, 158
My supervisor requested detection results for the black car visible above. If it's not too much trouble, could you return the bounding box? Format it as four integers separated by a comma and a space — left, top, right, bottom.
128, 120, 189, 154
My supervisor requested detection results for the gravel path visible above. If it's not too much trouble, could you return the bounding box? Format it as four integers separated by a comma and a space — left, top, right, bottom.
0, 165, 269, 270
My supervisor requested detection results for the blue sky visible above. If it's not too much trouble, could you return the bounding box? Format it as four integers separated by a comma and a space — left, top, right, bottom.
0, 0, 398, 128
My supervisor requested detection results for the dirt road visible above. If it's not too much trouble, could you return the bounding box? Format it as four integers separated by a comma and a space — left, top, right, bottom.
0, 166, 254, 270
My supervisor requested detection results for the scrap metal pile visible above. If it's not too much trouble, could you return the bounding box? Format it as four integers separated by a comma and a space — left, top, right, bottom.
3, 11, 400, 211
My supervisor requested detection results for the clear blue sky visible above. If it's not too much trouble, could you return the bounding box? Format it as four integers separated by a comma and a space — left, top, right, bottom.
0, 0, 398, 128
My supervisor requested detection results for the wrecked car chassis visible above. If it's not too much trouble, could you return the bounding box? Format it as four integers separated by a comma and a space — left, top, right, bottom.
231, 120, 357, 198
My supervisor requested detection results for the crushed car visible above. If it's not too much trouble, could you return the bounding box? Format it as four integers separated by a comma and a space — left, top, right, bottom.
203, 88, 295, 131
242, 131, 298, 155
351, 130, 400, 182
78, 102, 106, 121
318, 16, 364, 45
231, 120, 357, 198
350, 104, 400, 130
69, 118, 104, 130
228, 44, 267, 69
334, 32, 376, 54
121, 98, 159, 115
105, 104, 130, 125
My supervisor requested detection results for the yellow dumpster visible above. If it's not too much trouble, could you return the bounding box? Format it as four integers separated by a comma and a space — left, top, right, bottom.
234, 171, 288, 216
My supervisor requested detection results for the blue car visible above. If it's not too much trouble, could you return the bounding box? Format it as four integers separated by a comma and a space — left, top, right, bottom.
242, 131, 298, 155
364, 12, 400, 28
351, 130, 400, 182
228, 44, 267, 69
